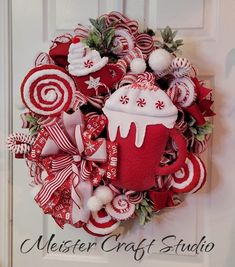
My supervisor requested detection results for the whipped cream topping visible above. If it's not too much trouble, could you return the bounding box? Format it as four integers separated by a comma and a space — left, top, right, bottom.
68, 42, 108, 77
103, 85, 178, 147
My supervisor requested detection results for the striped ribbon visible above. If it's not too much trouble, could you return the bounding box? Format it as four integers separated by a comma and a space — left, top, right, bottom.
35, 121, 107, 214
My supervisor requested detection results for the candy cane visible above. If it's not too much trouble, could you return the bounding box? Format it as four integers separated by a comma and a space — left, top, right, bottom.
7, 133, 35, 155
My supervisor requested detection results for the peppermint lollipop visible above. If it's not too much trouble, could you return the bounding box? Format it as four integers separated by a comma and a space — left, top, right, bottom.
83, 209, 120, 237
105, 195, 135, 221
21, 65, 76, 116
171, 153, 206, 193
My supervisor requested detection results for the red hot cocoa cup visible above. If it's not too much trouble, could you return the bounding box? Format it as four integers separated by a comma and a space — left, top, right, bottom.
103, 74, 187, 191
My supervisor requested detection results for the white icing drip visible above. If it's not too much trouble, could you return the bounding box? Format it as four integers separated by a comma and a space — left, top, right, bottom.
103, 84, 179, 148
103, 109, 177, 148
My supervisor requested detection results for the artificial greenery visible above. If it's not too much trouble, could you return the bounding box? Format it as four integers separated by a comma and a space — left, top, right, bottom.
155, 26, 184, 54
190, 120, 213, 141
85, 17, 116, 58
25, 114, 41, 136
135, 194, 154, 225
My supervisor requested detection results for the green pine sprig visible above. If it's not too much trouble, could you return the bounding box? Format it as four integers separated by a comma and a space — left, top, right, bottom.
135, 195, 154, 225
155, 26, 184, 54
85, 17, 116, 58
25, 114, 41, 136
189, 120, 213, 142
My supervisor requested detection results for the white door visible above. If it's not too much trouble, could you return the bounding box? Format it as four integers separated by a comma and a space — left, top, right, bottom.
1, 0, 234, 266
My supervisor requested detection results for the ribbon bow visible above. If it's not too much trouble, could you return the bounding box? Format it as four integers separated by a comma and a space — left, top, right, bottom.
35, 112, 108, 225
185, 77, 215, 125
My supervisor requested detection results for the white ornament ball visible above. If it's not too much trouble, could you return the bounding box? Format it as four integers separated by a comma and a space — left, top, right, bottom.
31, 184, 42, 198
94, 186, 113, 204
87, 196, 103, 211
130, 58, 146, 74
148, 49, 172, 73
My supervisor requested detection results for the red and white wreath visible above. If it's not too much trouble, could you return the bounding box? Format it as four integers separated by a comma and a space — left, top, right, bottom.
7, 12, 215, 236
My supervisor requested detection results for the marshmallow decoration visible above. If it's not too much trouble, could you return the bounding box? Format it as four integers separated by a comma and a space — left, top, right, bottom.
21, 65, 76, 116
130, 58, 146, 74
83, 209, 120, 237
87, 196, 103, 212
171, 153, 206, 193
94, 186, 113, 204
8, 11, 215, 236
148, 49, 172, 76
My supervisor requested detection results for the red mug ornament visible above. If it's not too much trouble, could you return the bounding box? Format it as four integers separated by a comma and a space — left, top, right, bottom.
103, 73, 187, 191
67, 37, 124, 96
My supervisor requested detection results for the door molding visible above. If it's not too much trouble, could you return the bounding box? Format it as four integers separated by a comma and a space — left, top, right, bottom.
0, 0, 13, 267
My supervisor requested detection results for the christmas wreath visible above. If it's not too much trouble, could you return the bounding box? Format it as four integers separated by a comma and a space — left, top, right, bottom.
7, 12, 215, 236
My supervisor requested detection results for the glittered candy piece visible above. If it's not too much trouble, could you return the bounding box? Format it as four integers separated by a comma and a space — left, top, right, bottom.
21, 65, 76, 116
105, 195, 135, 221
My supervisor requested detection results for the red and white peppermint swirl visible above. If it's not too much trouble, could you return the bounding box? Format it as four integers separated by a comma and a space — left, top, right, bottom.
35, 52, 55, 67
83, 209, 120, 237
105, 195, 135, 221
136, 98, 146, 107
135, 33, 154, 56
21, 65, 76, 116
171, 57, 192, 78
155, 100, 165, 110
169, 77, 196, 108
171, 153, 206, 194
120, 95, 129, 104
125, 191, 144, 204
7, 133, 35, 154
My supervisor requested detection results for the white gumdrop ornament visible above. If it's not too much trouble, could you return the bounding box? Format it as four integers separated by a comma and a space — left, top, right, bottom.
130, 58, 146, 74
148, 48, 172, 75
94, 186, 113, 204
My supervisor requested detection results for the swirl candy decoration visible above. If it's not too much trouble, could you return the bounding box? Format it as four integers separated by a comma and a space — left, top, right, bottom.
171, 153, 206, 193
105, 195, 135, 221
21, 65, 76, 116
